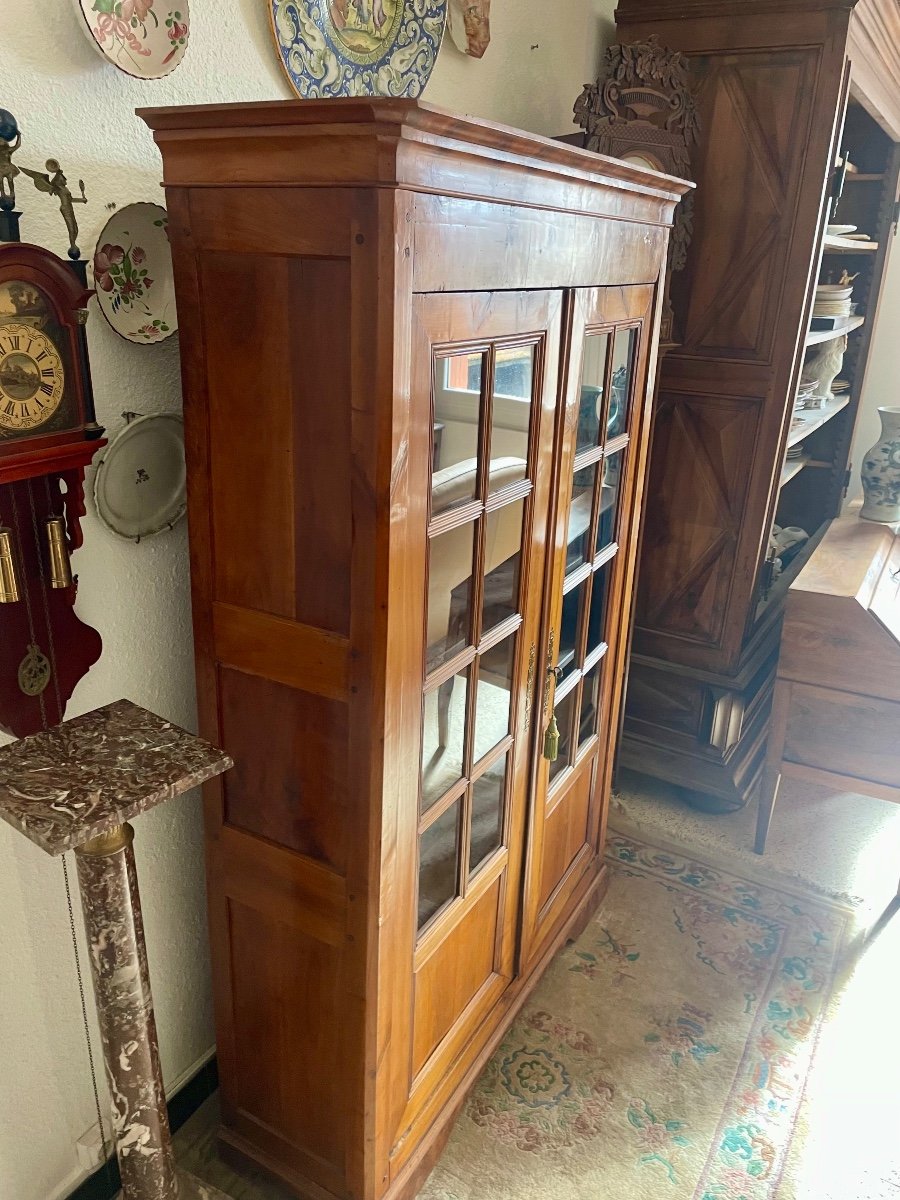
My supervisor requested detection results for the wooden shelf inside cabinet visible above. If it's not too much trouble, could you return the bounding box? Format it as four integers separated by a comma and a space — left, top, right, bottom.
756, 520, 831, 622
787, 396, 851, 449
823, 236, 879, 252
844, 173, 885, 182
779, 457, 808, 487
805, 316, 864, 346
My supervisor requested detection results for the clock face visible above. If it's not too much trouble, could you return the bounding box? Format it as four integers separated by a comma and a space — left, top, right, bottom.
0, 323, 65, 432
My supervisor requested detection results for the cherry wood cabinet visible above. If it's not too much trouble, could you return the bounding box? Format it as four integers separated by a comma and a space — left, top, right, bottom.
614, 0, 900, 811
141, 99, 688, 1200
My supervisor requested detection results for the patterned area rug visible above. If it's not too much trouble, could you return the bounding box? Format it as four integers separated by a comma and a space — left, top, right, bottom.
179, 834, 900, 1200
419, 835, 851, 1200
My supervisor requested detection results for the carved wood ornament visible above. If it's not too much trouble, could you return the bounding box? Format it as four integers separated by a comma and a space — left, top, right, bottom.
574, 36, 699, 343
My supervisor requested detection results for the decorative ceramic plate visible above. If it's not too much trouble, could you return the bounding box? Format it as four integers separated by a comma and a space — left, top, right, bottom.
93, 414, 186, 540
826, 224, 857, 235
74, 0, 190, 78
270, 0, 447, 98
92, 203, 177, 344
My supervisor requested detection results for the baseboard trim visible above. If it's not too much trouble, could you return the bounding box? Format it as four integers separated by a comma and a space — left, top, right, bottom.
65, 1056, 219, 1200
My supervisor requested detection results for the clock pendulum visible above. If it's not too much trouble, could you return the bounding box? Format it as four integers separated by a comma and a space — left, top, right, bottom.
0, 112, 233, 1200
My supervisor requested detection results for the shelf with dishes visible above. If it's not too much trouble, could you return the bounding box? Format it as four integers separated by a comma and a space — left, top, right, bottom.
805, 315, 864, 346
823, 221, 878, 253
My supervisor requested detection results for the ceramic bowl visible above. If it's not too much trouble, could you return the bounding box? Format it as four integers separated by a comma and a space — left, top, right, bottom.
92, 203, 177, 344
74, 0, 189, 79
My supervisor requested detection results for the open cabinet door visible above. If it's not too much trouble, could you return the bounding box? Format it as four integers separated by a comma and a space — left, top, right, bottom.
521, 283, 657, 969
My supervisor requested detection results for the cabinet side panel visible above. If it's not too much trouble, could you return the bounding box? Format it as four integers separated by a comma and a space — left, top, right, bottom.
220, 666, 349, 871
200, 250, 352, 635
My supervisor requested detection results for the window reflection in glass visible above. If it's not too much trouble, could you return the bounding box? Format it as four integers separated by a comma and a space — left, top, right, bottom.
559, 580, 587, 680
474, 636, 516, 763
489, 346, 533, 496
576, 333, 610, 453
421, 668, 469, 813
548, 686, 577, 784
586, 565, 611, 656
579, 661, 602, 748
566, 463, 597, 575
470, 756, 507, 877
418, 801, 461, 929
426, 524, 475, 674
432, 352, 484, 517
597, 452, 624, 554
482, 500, 525, 635
607, 328, 636, 440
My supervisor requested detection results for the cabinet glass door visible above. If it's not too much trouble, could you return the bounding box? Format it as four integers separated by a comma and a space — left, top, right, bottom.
403, 290, 561, 1102
521, 285, 655, 965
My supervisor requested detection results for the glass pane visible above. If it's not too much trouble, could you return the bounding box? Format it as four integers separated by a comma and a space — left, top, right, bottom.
579, 661, 602, 748
426, 524, 475, 673
607, 328, 636, 440
470, 755, 507, 877
489, 346, 533, 495
548, 686, 577, 784
566, 463, 597, 575
432, 352, 484, 516
474, 636, 515, 763
421, 667, 469, 813
559, 579, 587, 680
597, 451, 624, 554
576, 332, 610, 453
482, 500, 525, 635
586, 564, 611, 656
418, 801, 461, 929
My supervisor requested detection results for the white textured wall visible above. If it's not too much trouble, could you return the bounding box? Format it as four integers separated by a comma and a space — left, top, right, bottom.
845, 242, 900, 506
0, 2, 614, 1198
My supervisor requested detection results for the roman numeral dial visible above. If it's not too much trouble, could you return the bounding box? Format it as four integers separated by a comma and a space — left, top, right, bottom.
0, 322, 65, 433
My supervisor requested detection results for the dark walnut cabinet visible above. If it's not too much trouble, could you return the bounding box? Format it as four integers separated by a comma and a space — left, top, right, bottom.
614, 0, 900, 811
141, 100, 689, 1200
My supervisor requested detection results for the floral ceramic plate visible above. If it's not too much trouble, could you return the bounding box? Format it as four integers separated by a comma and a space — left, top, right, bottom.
74, 0, 189, 79
92, 203, 177, 344
270, 0, 447, 98
93, 413, 186, 540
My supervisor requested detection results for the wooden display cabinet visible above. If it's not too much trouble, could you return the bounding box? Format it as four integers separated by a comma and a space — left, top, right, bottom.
140, 100, 689, 1200
614, 0, 900, 811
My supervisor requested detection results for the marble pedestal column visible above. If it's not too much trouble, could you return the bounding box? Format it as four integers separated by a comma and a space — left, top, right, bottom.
0, 700, 234, 1200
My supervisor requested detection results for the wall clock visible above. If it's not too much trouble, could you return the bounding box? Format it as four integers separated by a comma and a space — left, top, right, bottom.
269, 0, 447, 98
0, 113, 106, 737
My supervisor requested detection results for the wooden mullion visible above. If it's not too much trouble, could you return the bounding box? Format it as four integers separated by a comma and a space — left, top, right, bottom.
418, 775, 468, 835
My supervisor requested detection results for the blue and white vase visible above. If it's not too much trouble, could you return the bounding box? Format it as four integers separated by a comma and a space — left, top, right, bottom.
860, 406, 900, 523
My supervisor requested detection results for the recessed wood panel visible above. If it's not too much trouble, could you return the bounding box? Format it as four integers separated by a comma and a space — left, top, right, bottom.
636, 392, 758, 647
220, 666, 349, 870
228, 897, 346, 1169
539, 769, 593, 912
412, 876, 503, 1078
200, 252, 351, 634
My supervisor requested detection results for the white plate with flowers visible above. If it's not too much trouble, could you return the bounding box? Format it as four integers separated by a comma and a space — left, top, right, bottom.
92, 203, 177, 344
74, 0, 189, 79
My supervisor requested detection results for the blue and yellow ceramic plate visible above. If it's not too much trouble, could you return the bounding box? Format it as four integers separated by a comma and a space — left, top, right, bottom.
270, 0, 447, 98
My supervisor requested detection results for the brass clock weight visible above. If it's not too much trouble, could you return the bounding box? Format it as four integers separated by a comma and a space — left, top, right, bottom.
0, 108, 106, 737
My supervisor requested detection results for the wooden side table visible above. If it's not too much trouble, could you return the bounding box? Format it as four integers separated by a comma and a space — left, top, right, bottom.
0, 700, 233, 1200
756, 512, 900, 857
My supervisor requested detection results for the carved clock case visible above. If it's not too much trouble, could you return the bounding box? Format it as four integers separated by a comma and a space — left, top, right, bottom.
0, 243, 105, 735
614, 0, 900, 811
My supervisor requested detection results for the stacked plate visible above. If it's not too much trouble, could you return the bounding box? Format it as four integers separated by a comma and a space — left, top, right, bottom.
795, 380, 819, 409
813, 282, 853, 319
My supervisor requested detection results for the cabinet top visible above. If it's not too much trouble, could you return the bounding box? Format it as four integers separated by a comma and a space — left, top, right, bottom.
139, 97, 692, 211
